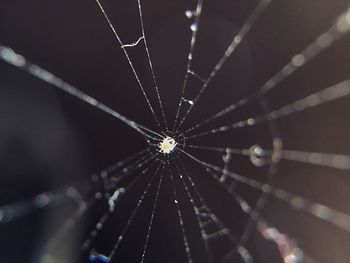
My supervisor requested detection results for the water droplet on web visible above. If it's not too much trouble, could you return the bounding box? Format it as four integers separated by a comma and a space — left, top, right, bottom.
185, 10, 194, 18
0, 47, 26, 67
190, 23, 198, 32
292, 54, 305, 67
222, 148, 231, 162
234, 35, 242, 44
247, 118, 255, 125
249, 144, 266, 167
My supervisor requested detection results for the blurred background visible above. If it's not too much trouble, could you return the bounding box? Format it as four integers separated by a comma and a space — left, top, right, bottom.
0, 0, 350, 262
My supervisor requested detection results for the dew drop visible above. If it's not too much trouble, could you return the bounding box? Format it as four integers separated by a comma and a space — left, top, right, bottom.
292, 54, 305, 67
190, 23, 198, 32
185, 10, 193, 18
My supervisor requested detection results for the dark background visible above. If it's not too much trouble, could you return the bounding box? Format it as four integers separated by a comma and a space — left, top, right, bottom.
1, 0, 350, 262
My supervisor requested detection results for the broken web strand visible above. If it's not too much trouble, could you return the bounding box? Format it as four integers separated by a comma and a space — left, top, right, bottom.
140, 164, 165, 263
42, 152, 158, 262
83, 153, 160, 252
172, 153, 254, 263
120, 36, 144, 48
167, 158, 194, 263
100, 161, 163, 262
87, 161, 160, 262
137, 0, 168, 130
14, 149, 154, 261
47, 152, 156, 262
200, 160, 315, 263
44, 154, 159, 262
0, 45, 164, 142
172, 0, 203, 130
187, 79, 350, 139
1, 2, 348, 263
85, 151, 156, 253
57, 150, 159, 263
0, 147, 150, 224
94, 0, 163, 131
183, 6, 350, 136
178, 148, 350, 234
175, 0, 272, 132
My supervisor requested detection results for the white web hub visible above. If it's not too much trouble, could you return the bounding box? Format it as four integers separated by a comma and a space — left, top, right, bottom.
159, 137, 177, 154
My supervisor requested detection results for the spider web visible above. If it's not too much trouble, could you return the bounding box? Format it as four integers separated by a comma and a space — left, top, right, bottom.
1, 0, 350, 263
